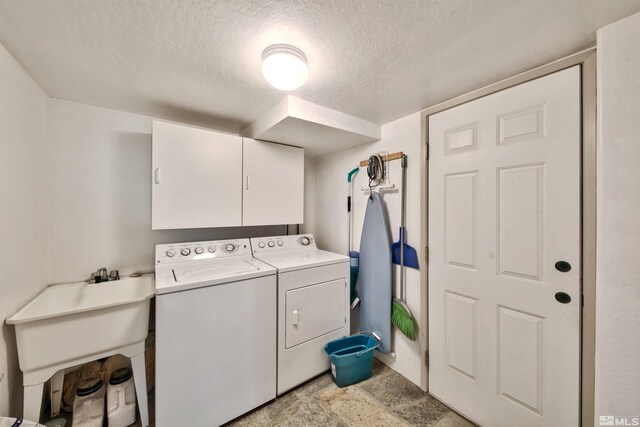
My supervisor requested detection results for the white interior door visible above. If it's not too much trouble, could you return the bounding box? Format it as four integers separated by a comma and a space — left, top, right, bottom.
428, 66, 581, 427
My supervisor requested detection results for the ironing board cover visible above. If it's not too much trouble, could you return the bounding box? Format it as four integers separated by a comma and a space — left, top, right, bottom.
358, 192, 392, 353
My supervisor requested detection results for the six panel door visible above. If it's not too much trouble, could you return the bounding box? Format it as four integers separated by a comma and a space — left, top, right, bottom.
428, 66, 581, 427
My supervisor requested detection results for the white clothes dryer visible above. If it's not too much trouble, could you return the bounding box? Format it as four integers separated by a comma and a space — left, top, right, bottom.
251, 234, 349, 395
155, 239, 277, 427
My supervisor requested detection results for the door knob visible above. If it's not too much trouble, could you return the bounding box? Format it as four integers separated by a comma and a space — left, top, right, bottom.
555, 292, 571, 304
555, 261, 571, 272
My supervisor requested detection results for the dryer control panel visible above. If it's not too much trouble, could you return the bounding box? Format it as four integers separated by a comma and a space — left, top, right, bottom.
250, 234, 317, 254
155, 239, 251, 264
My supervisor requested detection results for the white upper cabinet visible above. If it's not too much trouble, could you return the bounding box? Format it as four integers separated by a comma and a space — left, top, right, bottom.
152, 123, 304, 229
152, 121, 242, 230
242, 138, 304, 226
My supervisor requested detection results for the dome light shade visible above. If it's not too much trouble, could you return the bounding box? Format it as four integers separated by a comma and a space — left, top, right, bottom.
261, 44, 308, 91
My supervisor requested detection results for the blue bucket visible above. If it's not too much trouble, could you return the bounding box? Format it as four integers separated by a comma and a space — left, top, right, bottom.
324, 333, 380, 387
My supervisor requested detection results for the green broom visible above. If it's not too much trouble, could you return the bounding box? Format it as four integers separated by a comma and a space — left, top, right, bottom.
391, 155, 417, 341
391, 233, 417, 340
392, 299, 416, 341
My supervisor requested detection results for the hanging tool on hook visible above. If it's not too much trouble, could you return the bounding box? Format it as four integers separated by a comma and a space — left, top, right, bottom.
367, 154, 385, 198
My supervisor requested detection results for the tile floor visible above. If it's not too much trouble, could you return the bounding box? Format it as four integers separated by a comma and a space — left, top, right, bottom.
43, 359, 472, 427
226, 360, 473, 427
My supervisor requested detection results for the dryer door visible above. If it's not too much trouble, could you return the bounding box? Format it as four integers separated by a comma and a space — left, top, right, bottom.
285, 279, 347, 349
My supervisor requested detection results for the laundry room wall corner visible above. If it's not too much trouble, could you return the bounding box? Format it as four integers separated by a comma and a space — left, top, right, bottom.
0, 41, 49, 417
313, 112, 423, 386
595, 11, 640, 422
301, 157, 316, 235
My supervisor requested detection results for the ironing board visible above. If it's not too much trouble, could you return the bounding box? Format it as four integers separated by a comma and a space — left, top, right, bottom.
358, 192, 392, 353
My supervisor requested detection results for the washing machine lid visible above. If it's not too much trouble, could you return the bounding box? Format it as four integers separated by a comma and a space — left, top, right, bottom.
155, 257, 276, 295
173, 258, 259, 281
255, 249, 348, 273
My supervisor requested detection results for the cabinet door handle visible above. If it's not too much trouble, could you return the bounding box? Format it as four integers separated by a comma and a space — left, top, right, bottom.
154, 168, 160, 184
246, 176, 249, 190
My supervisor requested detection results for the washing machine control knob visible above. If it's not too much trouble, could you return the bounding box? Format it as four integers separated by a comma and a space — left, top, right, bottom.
194, 247, 204, 255
277, 240, 284, 246
180, 248, 191, 256
208, 246, 216, 253
258, 241, 265, 248
225, 244, 236, 252
300, 237, 311, 246
268, 241, 275, 248
166, 249, 176, 257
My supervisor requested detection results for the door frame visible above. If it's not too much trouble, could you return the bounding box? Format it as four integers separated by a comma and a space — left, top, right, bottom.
419, 47, 597, 426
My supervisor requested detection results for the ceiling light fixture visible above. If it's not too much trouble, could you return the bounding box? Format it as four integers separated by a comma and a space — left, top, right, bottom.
261, 44, 308, 91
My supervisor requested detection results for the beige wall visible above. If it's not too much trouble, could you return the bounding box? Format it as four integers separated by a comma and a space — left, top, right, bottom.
47, 99, 289, 284
595, 11, 640, 422
0, 42, 49, 416
301, 157, 316, 235
313, 112, 423, 385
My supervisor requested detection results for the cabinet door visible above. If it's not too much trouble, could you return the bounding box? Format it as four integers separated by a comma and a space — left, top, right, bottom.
152, 121, 242, 229
242, 139, 304, 226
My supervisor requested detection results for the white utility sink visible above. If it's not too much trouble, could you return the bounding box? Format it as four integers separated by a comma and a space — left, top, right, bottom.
6, 274, 154, 426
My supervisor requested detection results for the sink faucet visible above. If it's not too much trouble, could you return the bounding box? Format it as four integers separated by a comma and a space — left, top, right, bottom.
89, 267, 119, 283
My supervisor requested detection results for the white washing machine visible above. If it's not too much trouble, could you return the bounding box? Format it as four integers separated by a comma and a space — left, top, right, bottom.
154, 239, 277, 427
251, 234, 350, 395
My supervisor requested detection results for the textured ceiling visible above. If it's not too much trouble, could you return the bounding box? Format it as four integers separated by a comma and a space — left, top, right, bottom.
1, 0, 639, 134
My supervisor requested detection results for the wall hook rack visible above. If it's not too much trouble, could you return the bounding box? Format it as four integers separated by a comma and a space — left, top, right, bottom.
359, 151, 404, 193
358, 151, 405, 167
360, 183, 397, 193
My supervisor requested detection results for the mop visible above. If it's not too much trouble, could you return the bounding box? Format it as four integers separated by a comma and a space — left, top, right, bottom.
347, 167, 360, 308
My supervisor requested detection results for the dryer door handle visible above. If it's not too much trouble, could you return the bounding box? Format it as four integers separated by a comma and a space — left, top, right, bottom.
292, 309, 300, 327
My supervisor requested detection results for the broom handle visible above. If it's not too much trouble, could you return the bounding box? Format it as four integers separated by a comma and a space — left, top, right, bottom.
400, 155, 407, 302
